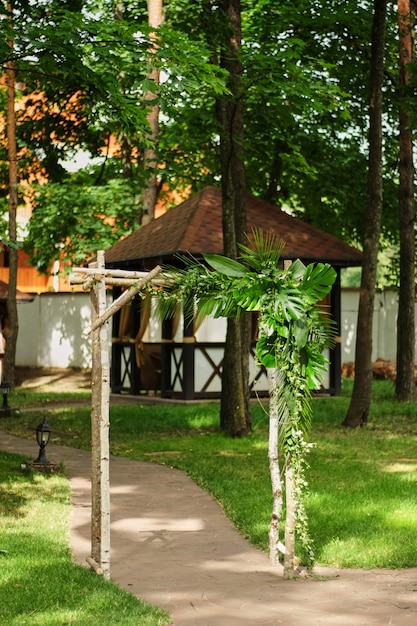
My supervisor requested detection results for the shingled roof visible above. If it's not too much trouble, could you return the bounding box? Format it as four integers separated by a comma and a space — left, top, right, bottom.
0, 280, 34, 302
105, 186, 362, 269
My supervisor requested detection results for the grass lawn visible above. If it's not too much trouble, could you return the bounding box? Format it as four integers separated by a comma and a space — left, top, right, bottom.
3, 378, 417, 571
0, 450, 169, 625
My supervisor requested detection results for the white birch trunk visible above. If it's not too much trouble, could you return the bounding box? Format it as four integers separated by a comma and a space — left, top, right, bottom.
267, 368, 284, 566
90, 251, 111, 579
284, 455, 296, 579
70, 258, 165, 580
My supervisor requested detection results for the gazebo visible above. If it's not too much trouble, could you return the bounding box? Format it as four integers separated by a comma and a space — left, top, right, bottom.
105, 187, 362, 399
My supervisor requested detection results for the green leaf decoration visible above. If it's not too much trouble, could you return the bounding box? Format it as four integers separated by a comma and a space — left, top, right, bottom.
202, 253, 250, 277
238, 228, 286, 272
274, 292, 305, 322
155, 230, 338, 570
255, 336, 273, 368
276, 324, 289, 339
300, 263, 337, 302
288, 258, 307, 280
293, 317, 309, 348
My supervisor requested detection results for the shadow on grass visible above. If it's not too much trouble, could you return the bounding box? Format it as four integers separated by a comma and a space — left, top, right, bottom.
0, 451, 40, 517
0, 451, 169, 626
0, 552, 166, 625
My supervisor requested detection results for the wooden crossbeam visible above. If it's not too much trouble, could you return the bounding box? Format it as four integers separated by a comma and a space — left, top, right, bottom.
71, 267, 151, 279
83, 265, 162, 336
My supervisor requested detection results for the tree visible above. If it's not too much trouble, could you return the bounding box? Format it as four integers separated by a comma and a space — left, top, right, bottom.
215, 0, 251, 436
155, 229, 336, 577
4, 0, 18, 387
160, 1, 374, 244
343, 0, 387, 428
24, 178, 139, 272
140, 0, 163, 224
8, 0, 415, 411
2, 1, 153, 179
21, 2, 391, 270
395, 0, 415, 401
0, 0, 153, 382
15, 0, 227, 272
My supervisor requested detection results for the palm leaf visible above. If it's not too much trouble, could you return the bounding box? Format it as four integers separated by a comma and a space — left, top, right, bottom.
239, 228, 286, 272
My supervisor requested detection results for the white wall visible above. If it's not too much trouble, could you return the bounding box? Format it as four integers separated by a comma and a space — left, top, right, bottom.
341, 289, 402, 362
15, 288, 404, 369
16, 293, 110, 368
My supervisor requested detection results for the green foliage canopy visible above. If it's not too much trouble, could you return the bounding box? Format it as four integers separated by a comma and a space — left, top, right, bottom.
24, 179, 138, 272
0, 0, 228, 269
2, 0, 413, 282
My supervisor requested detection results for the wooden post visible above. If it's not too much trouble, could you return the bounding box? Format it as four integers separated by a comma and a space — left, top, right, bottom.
69, 258, 162, 579
267, 367, 284, 567
90, 251, 111, 579
284, 456, 296, 579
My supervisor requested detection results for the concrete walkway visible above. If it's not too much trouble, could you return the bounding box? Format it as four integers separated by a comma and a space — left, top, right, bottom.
1, 430, 416, 626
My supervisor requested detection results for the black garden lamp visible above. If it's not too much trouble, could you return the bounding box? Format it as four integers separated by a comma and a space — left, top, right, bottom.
35, 419, 51, 464
0, 380, 11, 416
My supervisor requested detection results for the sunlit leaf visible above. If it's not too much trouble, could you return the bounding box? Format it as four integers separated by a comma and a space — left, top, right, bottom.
202, 253, 250, 277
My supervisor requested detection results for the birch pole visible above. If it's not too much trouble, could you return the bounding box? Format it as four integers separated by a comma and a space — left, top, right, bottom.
85, 265, 162, 336
268, 366, 296, 578
284, 457, 296, 579
69, 258, 163, 578
90, 251, 111, 579
267, 367, 284, 567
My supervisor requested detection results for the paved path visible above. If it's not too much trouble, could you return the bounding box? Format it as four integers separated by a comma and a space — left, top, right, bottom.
1, 431, 416, 626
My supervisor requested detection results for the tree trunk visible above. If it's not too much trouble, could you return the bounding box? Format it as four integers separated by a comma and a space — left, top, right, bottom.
220, 318, 248, 436
343, 0, 387, 428
119, 133, 133, 180
265, 140, 285, 204
395, 0, 415, 401
140, 0, 163, 225
241, 311, 252, 431
113, 2, 133, 182
5, 3, 18, 388
217, 0, 251, 435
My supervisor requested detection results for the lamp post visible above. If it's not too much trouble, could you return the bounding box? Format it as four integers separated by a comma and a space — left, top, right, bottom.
0, 380, 11, 417
35, 418, 51, 464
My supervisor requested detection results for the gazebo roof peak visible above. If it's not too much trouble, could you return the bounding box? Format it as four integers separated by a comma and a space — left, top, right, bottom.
105, 186, 362, 269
